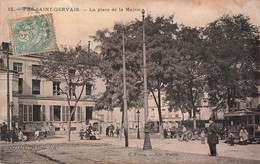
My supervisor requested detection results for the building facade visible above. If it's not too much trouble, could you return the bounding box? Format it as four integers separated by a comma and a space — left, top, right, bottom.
0, 52, 146, 135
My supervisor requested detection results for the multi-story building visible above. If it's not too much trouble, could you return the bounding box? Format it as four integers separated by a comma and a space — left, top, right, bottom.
0, 51, 145, 135
0, 52, 105, 134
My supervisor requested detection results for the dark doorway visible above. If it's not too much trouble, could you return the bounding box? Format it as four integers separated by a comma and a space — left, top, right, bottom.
86, 106, 93, 122
54, 106, 61, 121
33, 105, 41, 121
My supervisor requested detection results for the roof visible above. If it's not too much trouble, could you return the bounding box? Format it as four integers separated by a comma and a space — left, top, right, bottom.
224, 109, 254, 117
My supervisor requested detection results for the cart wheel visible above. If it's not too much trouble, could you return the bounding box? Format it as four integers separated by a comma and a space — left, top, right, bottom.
186, 131, 193, 141
192, 134, 198, 140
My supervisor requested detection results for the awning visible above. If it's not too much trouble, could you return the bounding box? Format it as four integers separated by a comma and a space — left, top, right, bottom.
224, 109, 254, 117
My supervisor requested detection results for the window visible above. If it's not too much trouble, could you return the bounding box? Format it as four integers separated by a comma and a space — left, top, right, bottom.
23, 105, 33, 122
62, 106, 66, 122
98, 114, 104, 121
32, 65, 40, 76
28, 105, 33, 121
248, 116, 253, 124
53, 82, 60, 95
107, 111, 110, 121
175, 114, 179, 118
150, 109, 155, 117
23, 105, 28, 122
70, 106, 75, 121
86, 83, 92, 95
162, 109, 166, 117
70, 127, 76, 131
42, 105, 46, 121
13, 62, 23, 72
69, 84, 76, 97
0, 59, 3, 69
54, 106, 61, 121
77, 106, 82, 122
33, 105, 41, 121
86, 106, 93, 120
255, 115, 260, 125
111, 111, 113, 121
32, 80, 40, 94
18, 78, 23, 94
50, 106, 54, 121
168, 109, 172, 118
162, 97, 166, 106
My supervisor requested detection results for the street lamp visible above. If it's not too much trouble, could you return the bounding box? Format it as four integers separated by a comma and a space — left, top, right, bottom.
137, 109, 140, 139
142, 9, 152, 150
122, 28, 129, 147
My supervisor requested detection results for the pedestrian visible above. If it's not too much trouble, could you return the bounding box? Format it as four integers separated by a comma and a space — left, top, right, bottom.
106, 126, 109, 136
14, 128, 19, 142
80, 127, 84, 140
18, 129, 24, 142
110, 124, 114, 137
35, 129, 40, 141
164, 128, 168, 139
239, 126, 248, 145
95, 130, 100, 140
43, 129, 47, 137
207, 117, 219, 156
89, 123, 93, 131
180, 125, 187, 141
201, 129, 206, 144
10, 127, 16, 143
116, 126, 120, 138
1, 122, 7, 141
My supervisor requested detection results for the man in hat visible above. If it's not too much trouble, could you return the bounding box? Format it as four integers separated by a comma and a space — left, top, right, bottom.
207, 117, 219, 156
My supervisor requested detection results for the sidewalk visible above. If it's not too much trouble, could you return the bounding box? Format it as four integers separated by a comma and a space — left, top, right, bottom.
32, 134, 260, 161
2, 134, 259, 162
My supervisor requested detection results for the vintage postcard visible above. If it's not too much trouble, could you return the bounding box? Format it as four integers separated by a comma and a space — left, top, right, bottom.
0, 0, 259, 164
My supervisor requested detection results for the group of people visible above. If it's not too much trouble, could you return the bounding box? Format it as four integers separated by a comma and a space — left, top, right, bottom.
0, 122, 48, 143
80, 124, 100, 140
229, 126, 249, 146
106, 124, 120, 138
207, 118, 249, 156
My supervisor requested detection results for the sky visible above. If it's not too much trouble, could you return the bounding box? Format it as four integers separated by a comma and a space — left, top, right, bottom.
1, 0, 259, 49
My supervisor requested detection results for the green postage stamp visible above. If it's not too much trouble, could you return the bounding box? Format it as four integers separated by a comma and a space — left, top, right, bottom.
9, 14, 57, 55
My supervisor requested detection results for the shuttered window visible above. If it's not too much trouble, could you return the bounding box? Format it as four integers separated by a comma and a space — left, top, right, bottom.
50, 106, 54, 121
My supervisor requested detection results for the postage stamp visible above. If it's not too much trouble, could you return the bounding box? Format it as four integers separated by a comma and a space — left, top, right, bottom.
9, 14, 57, 55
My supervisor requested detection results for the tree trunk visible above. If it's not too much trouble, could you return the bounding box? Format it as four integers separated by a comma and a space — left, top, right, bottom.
67, 110, 71, 141
181, 111, 184, 121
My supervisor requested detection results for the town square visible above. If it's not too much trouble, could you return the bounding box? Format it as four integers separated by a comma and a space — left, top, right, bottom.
0, 0, 260, 163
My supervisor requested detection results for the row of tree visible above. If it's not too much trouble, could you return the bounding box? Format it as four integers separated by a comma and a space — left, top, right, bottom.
92, 14, 259, 132
38, 14, 259, 140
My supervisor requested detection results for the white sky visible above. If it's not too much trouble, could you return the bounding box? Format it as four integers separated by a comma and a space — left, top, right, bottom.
1, 0, 259, 48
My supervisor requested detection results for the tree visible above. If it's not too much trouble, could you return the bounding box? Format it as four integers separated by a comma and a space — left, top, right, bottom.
165, 25, 205, 129
203, 14, 259, 117
92, 15, 179, 136
38, 45, 101, 141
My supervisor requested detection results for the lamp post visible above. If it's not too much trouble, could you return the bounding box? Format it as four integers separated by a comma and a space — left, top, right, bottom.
142, 9, 152, 150
122, 29, 128, 147
137, 109, 140, 139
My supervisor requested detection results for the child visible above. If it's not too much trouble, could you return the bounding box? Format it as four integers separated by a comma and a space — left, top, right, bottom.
229, 132, 235, 146
35, 130, 40, 141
